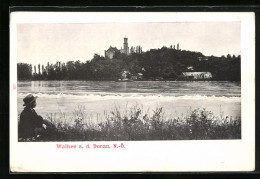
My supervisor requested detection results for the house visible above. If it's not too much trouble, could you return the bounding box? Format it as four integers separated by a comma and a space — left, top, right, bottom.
121, 70, 131, 80
198, 57, 209, 61
181, 72, 212, 80
131, 73, 143, 80
137, 73, 143, 80
131, 75, 137, 80
187, 66, 194, 71
104, 46, 119, 59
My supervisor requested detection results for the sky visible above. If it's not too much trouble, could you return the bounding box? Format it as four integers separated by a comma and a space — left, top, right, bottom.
17, 22, 240, 66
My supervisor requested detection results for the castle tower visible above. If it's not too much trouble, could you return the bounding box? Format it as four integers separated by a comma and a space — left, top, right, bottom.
123, 37, 129, 54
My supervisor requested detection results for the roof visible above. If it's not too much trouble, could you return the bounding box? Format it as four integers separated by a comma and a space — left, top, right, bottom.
106, 46, 119, 52
182, 72, 212, 76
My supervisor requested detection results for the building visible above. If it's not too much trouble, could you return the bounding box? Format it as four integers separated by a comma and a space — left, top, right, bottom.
181, 72, 212, 80
186, 66, 194, 71
120, 37, 129, 55
105, 37, 142, 59
137, 73, 143, 79
131, 73, 143, 80
198, 57, 209, 61
120, 70, 131, 80
104, 46, 120, 59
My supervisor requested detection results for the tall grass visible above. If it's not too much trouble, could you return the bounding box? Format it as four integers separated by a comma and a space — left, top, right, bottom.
42, 105, 241, 141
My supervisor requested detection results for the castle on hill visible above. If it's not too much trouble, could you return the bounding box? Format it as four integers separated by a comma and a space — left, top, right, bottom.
104, 37, 143, 59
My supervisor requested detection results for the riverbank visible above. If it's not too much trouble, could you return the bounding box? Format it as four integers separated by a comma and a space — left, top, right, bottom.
18, 79, 241, 82
34, 106, 241, 141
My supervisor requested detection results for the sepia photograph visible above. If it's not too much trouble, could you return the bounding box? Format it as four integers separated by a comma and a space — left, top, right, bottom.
10, 12, 255, 172
16, 22, 242, 141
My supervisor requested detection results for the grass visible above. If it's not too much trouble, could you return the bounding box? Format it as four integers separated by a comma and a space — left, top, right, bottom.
39, 105, 241, 141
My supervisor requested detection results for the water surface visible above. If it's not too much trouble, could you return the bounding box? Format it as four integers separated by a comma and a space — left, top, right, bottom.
17, 81, 241, 121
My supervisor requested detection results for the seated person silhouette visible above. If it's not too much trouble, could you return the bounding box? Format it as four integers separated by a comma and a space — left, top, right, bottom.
18, 94, 55, 141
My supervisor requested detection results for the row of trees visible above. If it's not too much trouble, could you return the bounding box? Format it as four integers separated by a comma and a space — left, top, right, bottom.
17, 47, 241, 81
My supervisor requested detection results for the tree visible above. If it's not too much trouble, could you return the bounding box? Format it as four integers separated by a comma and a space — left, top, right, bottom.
227, 54, 231, 58
18, 46, 241, 81
17, 63, 32, 80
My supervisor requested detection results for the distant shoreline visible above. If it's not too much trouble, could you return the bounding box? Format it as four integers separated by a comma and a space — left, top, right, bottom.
17, 47, 241, 81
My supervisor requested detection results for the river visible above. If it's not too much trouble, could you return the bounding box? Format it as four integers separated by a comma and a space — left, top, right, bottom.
17, 81, 241, 122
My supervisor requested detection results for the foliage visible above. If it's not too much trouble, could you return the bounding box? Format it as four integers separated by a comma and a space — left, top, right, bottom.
17, 63, 32, 80
38, 106, 241, 141
17, 47, 241, 81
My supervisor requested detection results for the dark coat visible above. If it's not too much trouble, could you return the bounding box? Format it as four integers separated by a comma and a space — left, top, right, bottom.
18, 107, 44, 139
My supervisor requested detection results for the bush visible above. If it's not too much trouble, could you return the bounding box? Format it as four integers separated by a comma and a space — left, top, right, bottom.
37, 106, 241, 141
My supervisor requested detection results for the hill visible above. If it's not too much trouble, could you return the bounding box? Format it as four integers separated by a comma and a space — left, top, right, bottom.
18, 47, 241, 81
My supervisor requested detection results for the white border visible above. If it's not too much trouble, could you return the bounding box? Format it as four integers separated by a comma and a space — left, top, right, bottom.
10, 12, 255, 172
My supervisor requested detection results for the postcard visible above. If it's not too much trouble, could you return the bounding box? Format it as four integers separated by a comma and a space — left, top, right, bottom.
10, 11, 255, 172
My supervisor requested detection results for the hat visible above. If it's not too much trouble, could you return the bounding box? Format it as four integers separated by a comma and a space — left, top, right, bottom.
23, 94, 38, 106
